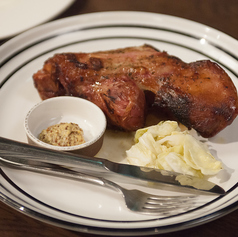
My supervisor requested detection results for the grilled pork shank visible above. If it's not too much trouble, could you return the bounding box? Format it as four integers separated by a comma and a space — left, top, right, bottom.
33, 44, 238, 137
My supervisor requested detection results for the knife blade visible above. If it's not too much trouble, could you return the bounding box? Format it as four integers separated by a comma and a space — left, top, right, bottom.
0, 137, 225, 194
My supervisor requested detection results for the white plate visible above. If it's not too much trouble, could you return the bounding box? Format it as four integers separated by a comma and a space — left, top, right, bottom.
0, 0, 75, 39
1, 11, 238, 235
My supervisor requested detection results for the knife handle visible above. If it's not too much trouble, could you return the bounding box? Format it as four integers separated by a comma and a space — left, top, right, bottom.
0, 137, 108, 172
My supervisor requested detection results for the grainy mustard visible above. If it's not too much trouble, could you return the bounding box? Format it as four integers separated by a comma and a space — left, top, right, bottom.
39, 123, 85, 146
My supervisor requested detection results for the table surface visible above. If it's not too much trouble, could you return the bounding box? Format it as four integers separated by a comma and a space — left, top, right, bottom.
1, 0, 238, 236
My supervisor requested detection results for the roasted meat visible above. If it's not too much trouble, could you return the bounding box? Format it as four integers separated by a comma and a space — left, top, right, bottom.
33, 44, 238, 137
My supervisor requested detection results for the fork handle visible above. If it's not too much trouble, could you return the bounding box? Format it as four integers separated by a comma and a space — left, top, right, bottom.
0, 156, 122, 194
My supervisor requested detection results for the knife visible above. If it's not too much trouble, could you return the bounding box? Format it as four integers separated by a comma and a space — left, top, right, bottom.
0, 137, 225, 195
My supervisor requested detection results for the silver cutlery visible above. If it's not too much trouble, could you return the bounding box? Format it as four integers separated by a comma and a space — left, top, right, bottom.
0, 137, 225, 195
0, 155, 197, 216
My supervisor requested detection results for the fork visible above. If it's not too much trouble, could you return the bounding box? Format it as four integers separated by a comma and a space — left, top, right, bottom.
0, 156, 196, 216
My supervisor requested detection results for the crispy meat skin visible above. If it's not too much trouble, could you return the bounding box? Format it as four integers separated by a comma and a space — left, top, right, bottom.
33, 44, 238, 137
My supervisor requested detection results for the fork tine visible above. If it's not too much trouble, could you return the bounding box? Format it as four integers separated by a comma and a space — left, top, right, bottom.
121, 188, 198, 215
147, 195, 196, 201
146, 195, 195, 205
144, 201, 194, 209
141, 207, 193, 215
142, 201, 195, 215
141, 195, 196, 215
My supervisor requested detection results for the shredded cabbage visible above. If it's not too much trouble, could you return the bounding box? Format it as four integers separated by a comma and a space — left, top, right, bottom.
126, 121, 222, 177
